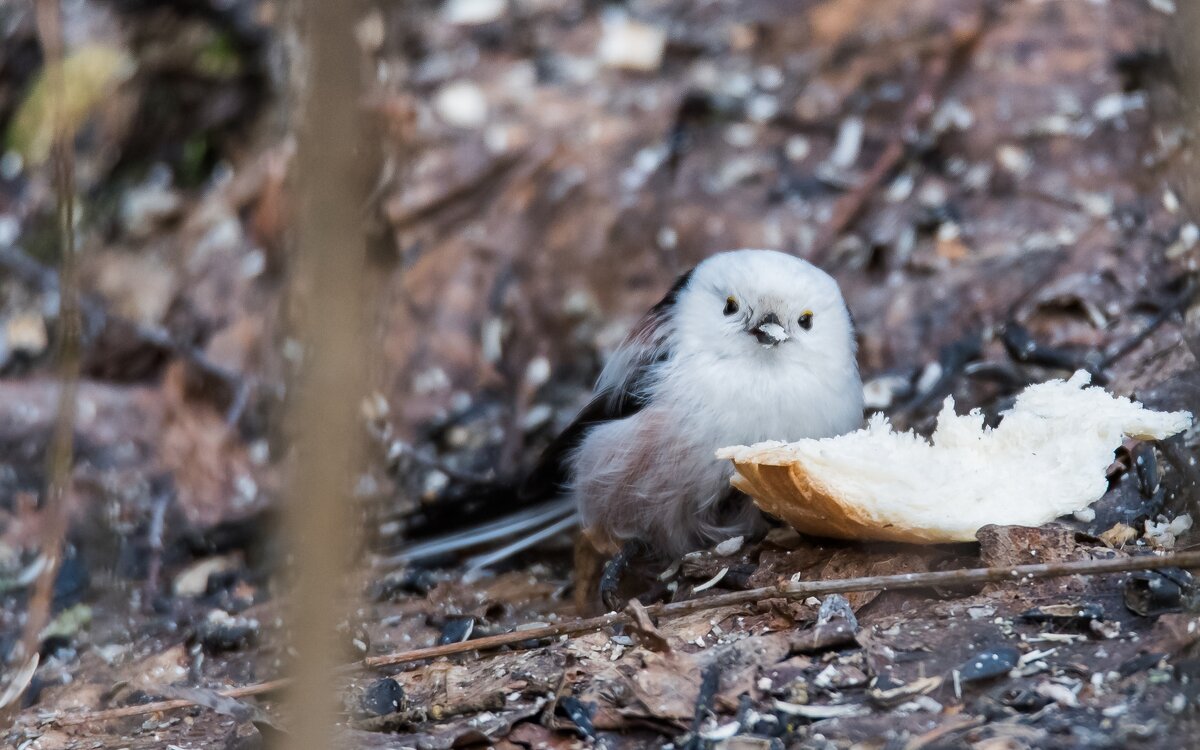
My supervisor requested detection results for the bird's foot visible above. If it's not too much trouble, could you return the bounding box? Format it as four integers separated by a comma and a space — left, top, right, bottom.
599, 541, 646, 612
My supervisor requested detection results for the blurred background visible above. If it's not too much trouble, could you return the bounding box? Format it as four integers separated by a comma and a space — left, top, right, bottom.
1, 0, 1200, 747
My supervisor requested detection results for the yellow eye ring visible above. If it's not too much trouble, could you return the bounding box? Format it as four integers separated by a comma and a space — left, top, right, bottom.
798, 310, 814, 330
723, 296, 739, 316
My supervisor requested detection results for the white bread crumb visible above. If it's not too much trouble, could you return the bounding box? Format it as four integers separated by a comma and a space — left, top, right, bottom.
716, 371, 1192, 543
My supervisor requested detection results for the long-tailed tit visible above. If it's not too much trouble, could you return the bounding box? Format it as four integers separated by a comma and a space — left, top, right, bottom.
523, 249, 864, 558
397, 249, 864, 571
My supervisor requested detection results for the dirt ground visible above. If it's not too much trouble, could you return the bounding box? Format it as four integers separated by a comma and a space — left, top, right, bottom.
3, 0, 1200, 747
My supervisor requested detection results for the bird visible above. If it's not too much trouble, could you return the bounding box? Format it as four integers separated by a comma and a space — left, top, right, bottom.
395, 249, 864, 574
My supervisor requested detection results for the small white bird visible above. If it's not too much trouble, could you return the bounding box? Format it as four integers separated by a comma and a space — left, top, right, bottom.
397, 249, 864, 571
526, 249, 864, 557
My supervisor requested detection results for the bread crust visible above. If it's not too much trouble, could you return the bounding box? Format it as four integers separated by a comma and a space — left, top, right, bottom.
729, 459, 974, 544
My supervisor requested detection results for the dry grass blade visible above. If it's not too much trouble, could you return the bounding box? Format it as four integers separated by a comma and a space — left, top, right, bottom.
0, 0, 83, 725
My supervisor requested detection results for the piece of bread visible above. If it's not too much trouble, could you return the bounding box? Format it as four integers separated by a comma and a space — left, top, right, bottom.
716, 372, 1193, 543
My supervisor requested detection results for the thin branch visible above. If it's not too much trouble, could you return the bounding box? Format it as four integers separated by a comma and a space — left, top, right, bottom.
38, 549, 1200, 728
2, 0, 83, 720
360, 549, 1200, 669
49, 678, 289, 727
39, 549, 1200, 728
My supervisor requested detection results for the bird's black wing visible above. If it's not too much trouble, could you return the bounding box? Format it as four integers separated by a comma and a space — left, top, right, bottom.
519, 268, 693, 501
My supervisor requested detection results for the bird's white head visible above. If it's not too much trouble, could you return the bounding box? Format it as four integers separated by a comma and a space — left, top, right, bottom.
672, 249, 857, 369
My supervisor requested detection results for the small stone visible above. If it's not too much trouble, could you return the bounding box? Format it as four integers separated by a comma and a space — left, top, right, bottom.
724, 123, 757, 149
785, 135, 811, 162
996, 144, 1031, 177
1166, 223, 1200, 259
524, 356, 551, 388
746, 94, 779, 123
817, 594, 857, 630
598, 13, 665, 72
434, 80, 489, 129
1164, 189, 1181, 214
443, 0, 508, 25
829, 117, 864, 169
1092, 92, 1146, 121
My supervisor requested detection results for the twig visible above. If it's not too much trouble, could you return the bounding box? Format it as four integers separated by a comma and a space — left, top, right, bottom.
41, 550, 1200, 727
1, 0, 82, 721
360, 549, 1200, 670
810, 10, 990, 266
50, 678, 289, 726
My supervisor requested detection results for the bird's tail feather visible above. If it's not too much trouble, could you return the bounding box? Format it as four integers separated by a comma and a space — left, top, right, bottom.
383, 498, 577, 571
463, 510, 579, 581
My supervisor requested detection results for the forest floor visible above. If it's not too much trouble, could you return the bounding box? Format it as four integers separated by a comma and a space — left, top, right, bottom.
3, 0, 1200, 748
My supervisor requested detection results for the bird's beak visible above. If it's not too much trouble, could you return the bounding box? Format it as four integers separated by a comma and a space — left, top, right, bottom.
750, 312, 789, 347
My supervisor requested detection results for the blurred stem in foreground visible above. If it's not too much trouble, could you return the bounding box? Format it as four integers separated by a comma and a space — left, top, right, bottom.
281, 0, 375, 746
0, 0, 82, 723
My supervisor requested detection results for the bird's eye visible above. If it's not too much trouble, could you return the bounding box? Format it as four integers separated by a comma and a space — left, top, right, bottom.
798, 310, 814, 330
723, 296, 739, 316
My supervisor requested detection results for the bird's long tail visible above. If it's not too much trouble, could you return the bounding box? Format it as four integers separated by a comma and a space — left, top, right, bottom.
380, 498, 578, 577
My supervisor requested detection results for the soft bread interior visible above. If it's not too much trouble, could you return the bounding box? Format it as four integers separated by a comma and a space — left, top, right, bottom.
716, 371, 1193, 543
